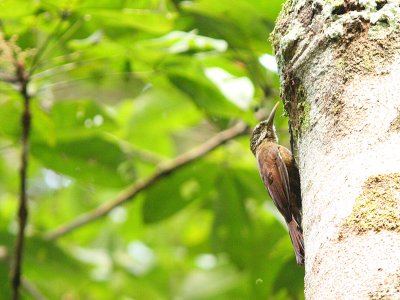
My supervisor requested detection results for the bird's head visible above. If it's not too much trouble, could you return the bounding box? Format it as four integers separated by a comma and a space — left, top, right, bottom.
250, 102, 279, 155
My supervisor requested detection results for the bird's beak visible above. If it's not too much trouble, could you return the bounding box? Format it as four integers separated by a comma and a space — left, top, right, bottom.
266, 102, 279, 126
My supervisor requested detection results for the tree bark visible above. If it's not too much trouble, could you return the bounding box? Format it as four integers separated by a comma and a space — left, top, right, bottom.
272, 1, 400, 299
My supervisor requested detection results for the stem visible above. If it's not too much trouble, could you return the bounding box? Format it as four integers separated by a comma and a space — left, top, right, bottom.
11, 63, 31, 300
44, 120, 250, 240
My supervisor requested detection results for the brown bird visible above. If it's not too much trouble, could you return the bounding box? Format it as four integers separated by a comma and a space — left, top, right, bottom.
250, 102, 304, 265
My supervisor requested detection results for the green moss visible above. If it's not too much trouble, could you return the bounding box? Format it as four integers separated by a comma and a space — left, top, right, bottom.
339, 173, 400, 239
291, 83, 310, 140
279, 75, 310, 159
298, 97, 310, 133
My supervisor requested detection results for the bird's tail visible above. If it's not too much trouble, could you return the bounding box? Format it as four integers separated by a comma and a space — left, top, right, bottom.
287, 219, 305, 265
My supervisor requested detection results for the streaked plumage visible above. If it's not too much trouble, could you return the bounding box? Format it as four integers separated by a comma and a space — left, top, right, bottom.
250, 103, 304, 265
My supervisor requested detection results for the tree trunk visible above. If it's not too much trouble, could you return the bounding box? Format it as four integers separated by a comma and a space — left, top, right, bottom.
272, 1, 400, 299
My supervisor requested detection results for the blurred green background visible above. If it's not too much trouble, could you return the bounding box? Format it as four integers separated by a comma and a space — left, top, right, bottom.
0, 0, 304, 299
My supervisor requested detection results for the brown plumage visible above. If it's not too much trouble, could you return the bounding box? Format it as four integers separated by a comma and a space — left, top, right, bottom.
250, 103, 304, 265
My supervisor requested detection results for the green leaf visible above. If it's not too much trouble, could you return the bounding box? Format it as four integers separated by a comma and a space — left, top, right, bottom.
164, 57, 246, 118
0, 0, 38, 18
233, 166, 268, 202
0, 97, 22, 140
81, 8, 176, 34
273, 258, 305, 299
142, 162, 219, 223
67, 30, 104, 50
42, 99, 116, 141
0, 232, 88, 299
176, 265, 245, 300
0, 0, 299, 298
182, 0, 285, 23
212, 172, 251, 268
121, 76, 201, 157
137, 30, 228, 54
180, 0, 275, 53
32, 135, 130, 187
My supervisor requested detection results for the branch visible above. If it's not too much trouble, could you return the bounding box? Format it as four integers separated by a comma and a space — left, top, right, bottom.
128, 145, 164, 165
11, 62, 31, 300
44, 120, 250, 240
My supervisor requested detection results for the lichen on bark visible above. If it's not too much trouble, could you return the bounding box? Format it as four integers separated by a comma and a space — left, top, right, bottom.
368, 271, 400, 299
281, 76, 311, 158
339, 173, 400, 239
297, 92, 311, 133
389, 110, 400, 132
272, 0, 400, 151
273, 1, 400, 298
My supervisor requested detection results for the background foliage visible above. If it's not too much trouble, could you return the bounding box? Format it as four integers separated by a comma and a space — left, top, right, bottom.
0, 0, 305, 299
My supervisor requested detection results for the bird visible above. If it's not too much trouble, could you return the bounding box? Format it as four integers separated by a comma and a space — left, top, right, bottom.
250, 102, 304, 265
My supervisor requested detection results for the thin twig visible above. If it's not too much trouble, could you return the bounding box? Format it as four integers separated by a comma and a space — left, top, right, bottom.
11, 62, 31, 300
44, 120, 250, 240
21, 278, 48, 300
28, 15, 66, 76
34, 70, 153, 95
128, 145, 165, 165
28, 16, 84, 77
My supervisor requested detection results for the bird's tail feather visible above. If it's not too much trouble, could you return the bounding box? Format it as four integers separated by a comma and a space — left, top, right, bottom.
287, 219, 305, 265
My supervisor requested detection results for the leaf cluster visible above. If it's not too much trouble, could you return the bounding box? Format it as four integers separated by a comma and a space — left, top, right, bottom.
0, 0, 303, 299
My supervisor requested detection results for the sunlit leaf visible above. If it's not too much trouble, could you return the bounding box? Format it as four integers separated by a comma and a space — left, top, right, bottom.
81, 8, 176, 34
137, 30, 228, 54
163, 56, 246, 118
0, 0, 301, 298
0, 0, 38, 18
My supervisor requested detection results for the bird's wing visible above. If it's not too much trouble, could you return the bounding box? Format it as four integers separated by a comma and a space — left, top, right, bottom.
278, 144, 303, 214
257, 143, 292, 221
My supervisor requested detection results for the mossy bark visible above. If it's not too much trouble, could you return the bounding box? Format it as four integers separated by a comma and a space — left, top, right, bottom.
273, 0, 400, 299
